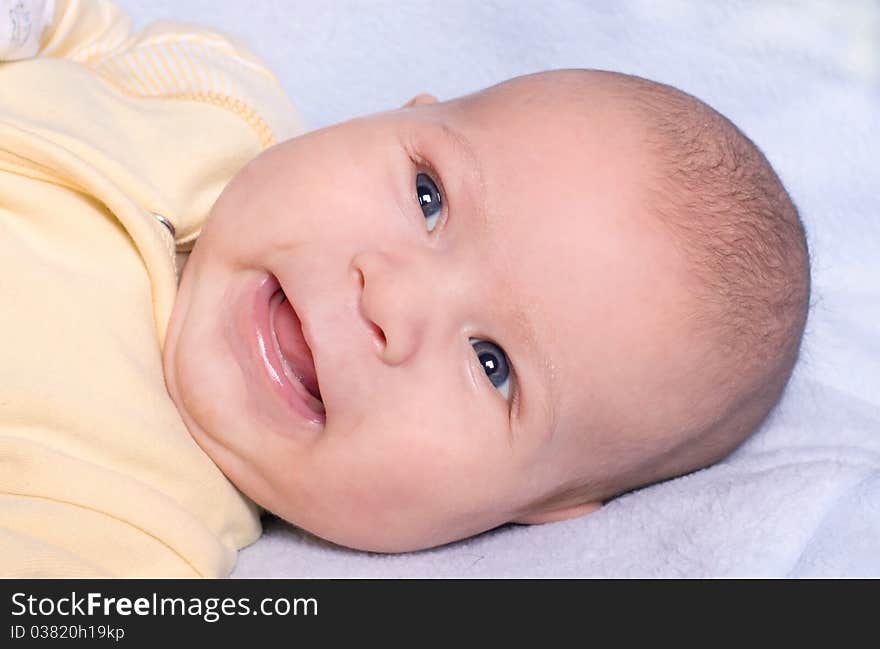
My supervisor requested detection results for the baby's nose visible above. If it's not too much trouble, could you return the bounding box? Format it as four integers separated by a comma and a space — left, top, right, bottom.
351, 250, 431, 366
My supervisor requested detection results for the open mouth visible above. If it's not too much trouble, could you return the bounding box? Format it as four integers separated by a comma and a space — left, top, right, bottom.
268, 283, 324, 416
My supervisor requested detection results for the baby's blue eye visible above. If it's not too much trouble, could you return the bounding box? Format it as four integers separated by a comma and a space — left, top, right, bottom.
471, 339, 511, 400
416, 172, 442, 232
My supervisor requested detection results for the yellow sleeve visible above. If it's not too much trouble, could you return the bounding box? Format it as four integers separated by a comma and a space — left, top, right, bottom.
12, 0, 303, 250
38, 0, 131, 62
37, 0, 302, 150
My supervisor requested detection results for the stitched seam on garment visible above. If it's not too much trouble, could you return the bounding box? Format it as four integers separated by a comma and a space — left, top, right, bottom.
90, 68, 276, 148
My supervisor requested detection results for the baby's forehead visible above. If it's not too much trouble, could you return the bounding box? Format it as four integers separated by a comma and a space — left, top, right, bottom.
444, 78, 661, 256
454, 70, 652, 139
443, 78, 657, 221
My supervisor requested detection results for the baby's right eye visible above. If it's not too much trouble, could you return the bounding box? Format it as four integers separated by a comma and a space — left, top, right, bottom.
416, 172, 443, 232
471, 339, 512, 401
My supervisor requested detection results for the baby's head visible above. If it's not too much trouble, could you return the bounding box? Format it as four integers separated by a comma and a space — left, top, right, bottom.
163, 69, 810, 552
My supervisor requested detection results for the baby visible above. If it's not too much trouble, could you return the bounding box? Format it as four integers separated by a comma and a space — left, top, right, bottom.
1, 1, 810, 575
164, 69, 812, 554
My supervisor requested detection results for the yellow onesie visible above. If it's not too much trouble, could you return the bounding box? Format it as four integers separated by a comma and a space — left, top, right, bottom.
0, 0, 304, 577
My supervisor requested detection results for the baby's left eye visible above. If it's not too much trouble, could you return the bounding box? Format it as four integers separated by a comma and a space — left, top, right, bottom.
471, 339, 512, 400
416, 172, 442, 232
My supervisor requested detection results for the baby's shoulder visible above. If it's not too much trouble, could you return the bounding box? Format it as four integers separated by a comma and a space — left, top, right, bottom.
0, 168, 259, 578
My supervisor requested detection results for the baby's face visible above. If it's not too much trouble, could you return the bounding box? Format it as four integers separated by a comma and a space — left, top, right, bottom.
163, 75, 694, 551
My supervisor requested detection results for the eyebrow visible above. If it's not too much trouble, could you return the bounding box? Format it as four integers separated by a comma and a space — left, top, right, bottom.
433, 120, 558, 441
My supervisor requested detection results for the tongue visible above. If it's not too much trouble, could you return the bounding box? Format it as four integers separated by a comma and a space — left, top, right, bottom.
272, 294, 321, 400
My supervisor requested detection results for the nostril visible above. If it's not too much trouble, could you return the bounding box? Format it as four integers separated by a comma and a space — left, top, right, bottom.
370, 321, 386, 349
353, 264, 386, 350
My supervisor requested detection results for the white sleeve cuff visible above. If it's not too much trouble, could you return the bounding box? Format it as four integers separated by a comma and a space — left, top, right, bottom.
0, 0, 56, 60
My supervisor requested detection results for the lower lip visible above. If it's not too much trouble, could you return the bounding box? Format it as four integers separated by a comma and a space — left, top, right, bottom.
252, 273, 325, 426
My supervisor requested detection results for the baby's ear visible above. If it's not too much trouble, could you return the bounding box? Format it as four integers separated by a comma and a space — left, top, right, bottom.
402, 93, 438, 108
513, 501, 602, 525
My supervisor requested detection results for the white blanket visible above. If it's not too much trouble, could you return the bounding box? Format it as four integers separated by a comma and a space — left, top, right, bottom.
118, 0, 880, 577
